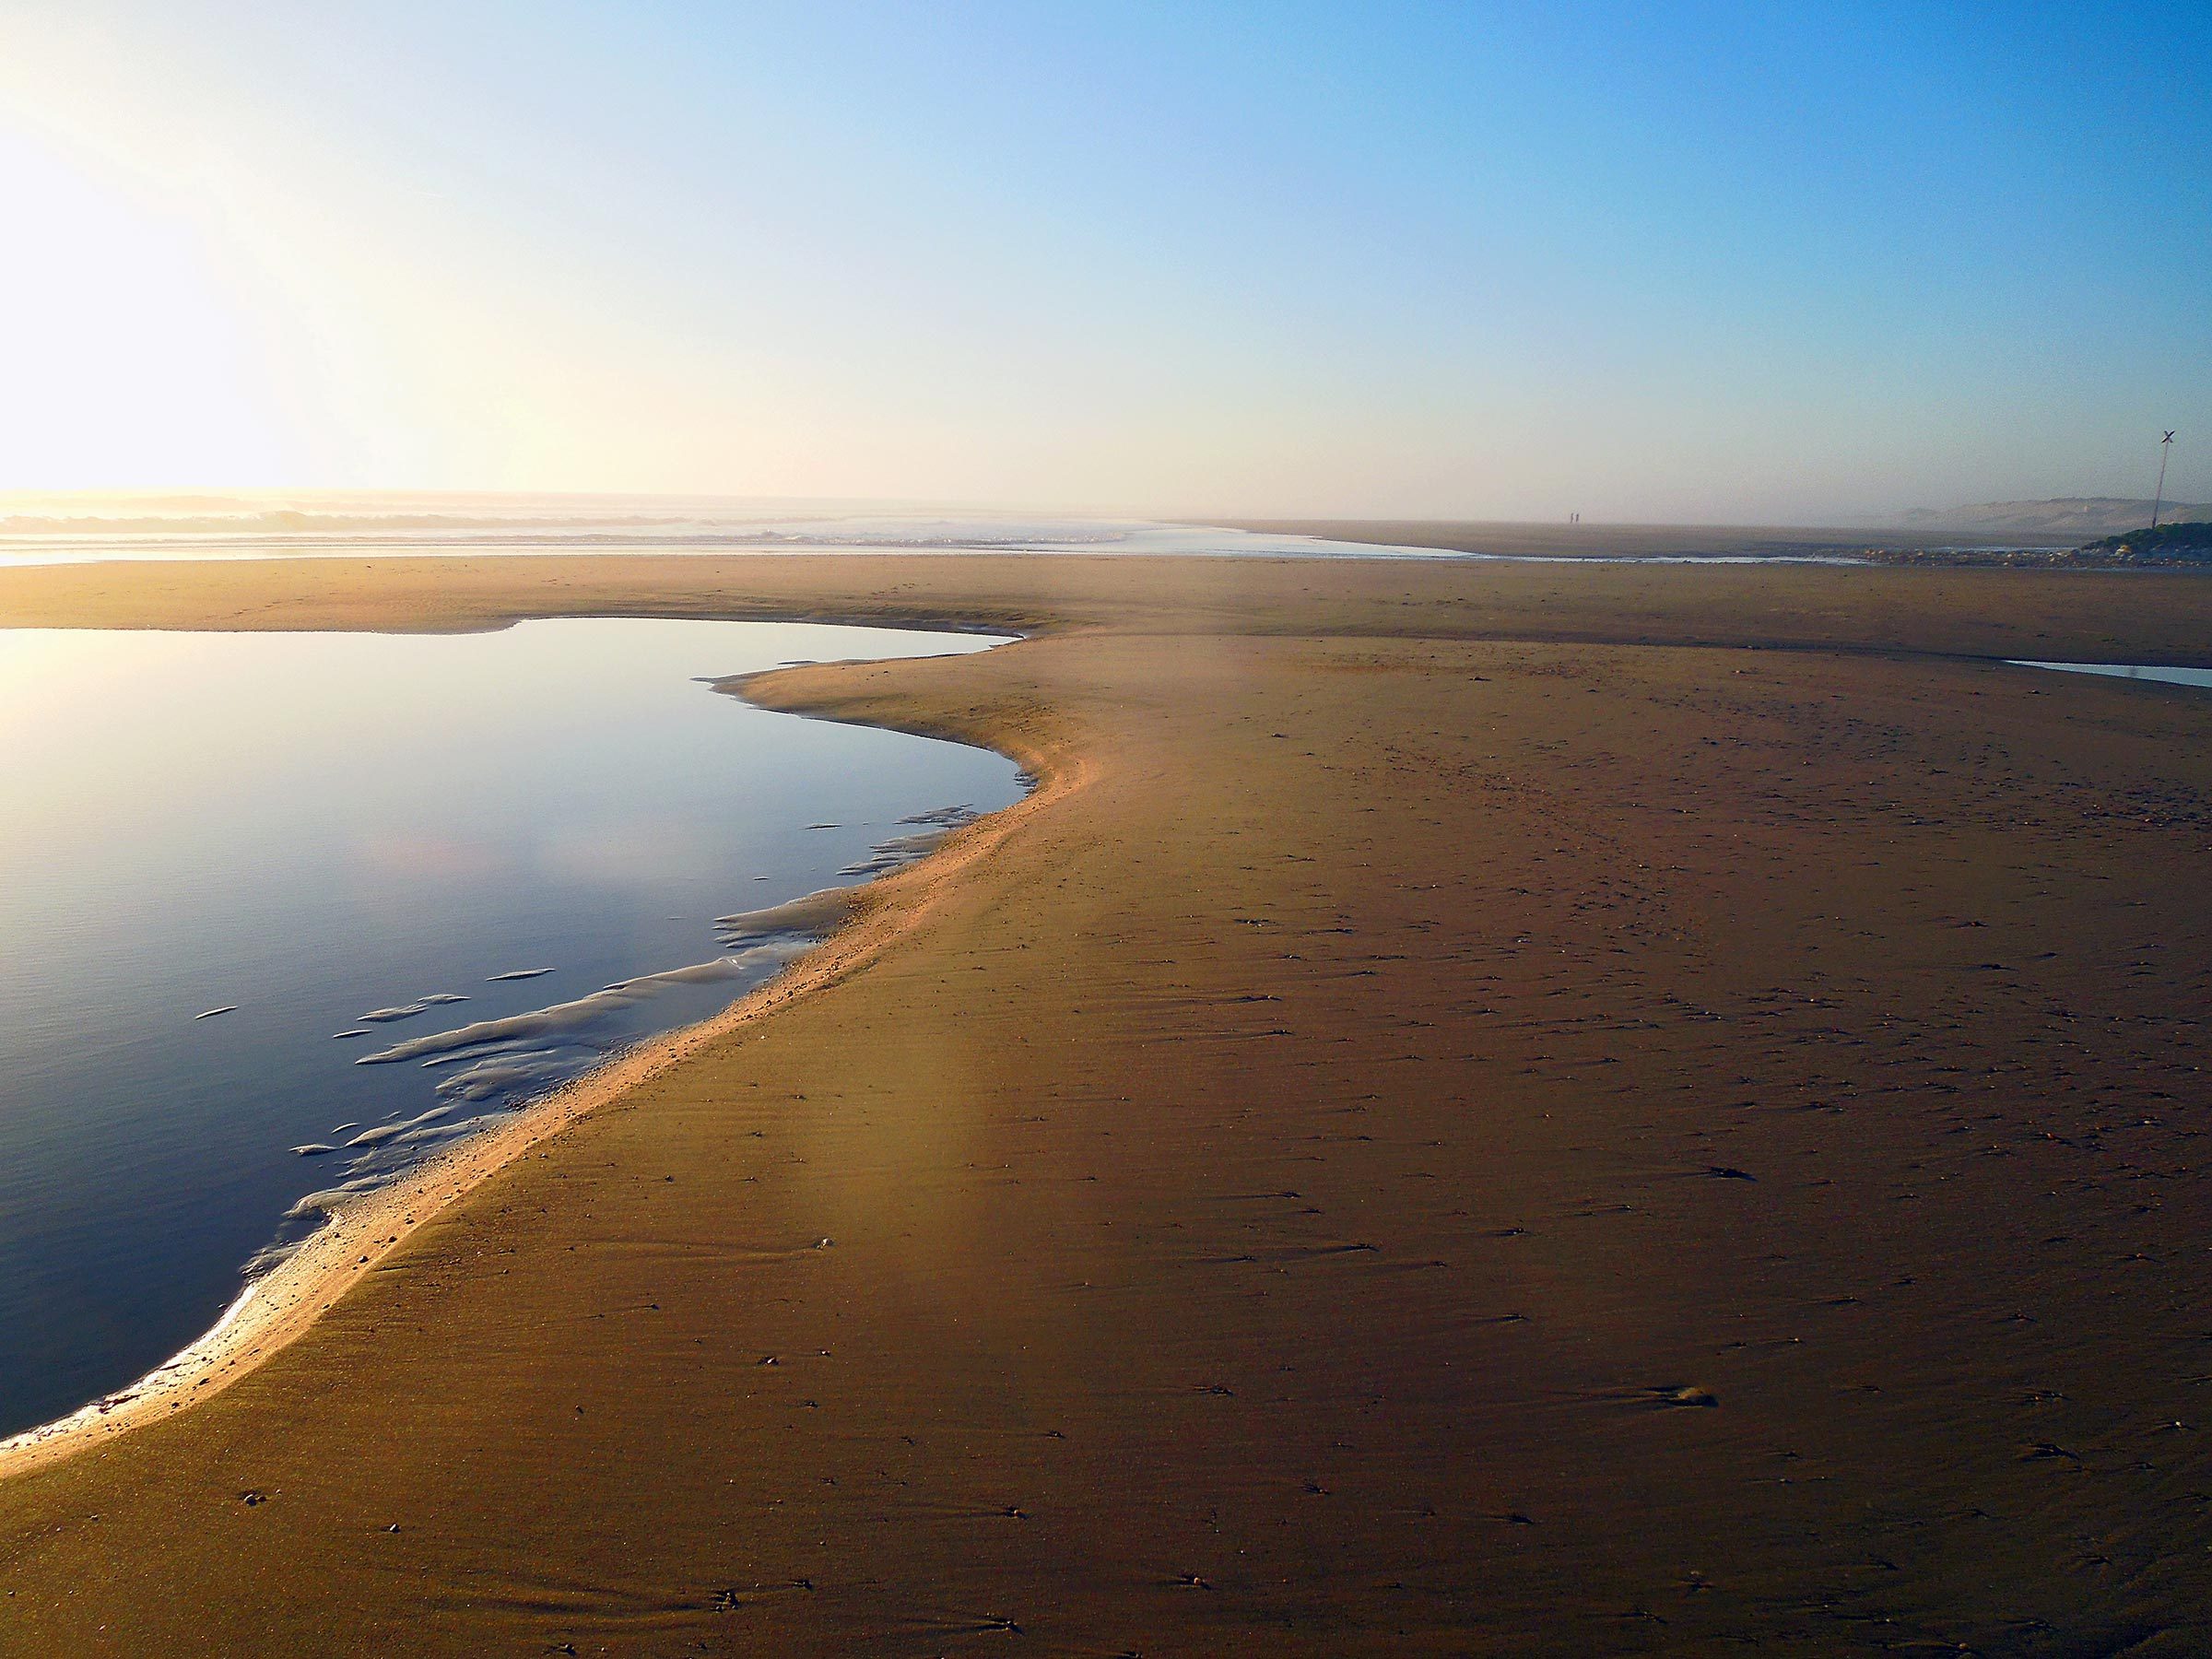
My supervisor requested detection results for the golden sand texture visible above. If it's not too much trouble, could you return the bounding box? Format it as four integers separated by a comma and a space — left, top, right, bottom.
1, 554, 2209, 1653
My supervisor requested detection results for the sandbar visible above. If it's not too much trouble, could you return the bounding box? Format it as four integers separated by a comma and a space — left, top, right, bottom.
1, 552, 2209, 1653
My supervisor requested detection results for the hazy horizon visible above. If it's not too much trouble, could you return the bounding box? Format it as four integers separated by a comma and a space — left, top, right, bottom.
3, 4, 2206, 519
2, 486, 2206, 537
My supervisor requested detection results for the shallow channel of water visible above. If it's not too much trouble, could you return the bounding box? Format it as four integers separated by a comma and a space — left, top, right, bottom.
2009, 660, 2212, 689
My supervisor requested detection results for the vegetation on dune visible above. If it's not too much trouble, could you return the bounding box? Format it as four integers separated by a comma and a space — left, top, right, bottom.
2077, 522, 2212, 562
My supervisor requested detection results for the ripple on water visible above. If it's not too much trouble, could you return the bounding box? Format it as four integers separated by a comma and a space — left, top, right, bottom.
0, 614, 1024, 1444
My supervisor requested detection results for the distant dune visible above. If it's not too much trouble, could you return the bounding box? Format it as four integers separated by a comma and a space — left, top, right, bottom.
1898, 497, 2212, 535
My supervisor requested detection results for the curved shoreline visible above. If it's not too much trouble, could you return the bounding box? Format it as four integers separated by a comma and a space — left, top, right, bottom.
0, 652, 1077, 1481
6, 556, 2212, 1651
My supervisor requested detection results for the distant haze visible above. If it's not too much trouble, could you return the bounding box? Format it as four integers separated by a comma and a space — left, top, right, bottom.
1, 489, 2204, 544
1, 6, 2206, 522
1895, 499, 2212, 536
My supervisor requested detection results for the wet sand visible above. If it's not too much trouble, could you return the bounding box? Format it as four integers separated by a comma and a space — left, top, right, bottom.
1216, 517, 2070, 559
2, 555, 2211, 1653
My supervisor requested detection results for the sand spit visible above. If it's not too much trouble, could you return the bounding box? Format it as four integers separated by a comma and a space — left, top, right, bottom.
5, 555, 2212, 1653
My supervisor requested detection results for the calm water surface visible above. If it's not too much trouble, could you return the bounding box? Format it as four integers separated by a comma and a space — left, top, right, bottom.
0, 618, 1022, 1438
2010, 660, 2212, 689
0, 511, 1451, 563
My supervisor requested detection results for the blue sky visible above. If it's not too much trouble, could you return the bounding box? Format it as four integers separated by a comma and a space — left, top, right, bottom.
1, 1, 2206, 520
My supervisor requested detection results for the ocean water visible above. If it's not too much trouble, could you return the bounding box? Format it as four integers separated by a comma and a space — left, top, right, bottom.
0, 507, 1453, 563
0, 504, 1873, 565
0, 618, 1024, 1439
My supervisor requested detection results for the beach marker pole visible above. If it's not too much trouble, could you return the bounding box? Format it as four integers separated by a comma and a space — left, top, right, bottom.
2150, 430, 2174, 530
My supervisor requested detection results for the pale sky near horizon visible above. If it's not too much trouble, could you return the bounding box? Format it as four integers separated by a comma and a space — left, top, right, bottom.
1, 2, 2206, 524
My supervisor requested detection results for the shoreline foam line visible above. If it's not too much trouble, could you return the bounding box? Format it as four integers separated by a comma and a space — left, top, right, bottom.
0, 645, 1075, 1481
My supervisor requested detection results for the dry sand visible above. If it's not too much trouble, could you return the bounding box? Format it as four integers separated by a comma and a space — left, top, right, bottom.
1, 554, 2209, 1653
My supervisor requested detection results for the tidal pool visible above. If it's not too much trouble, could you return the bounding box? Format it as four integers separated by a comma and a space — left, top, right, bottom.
0, 618, 1023, 1438
2010, 660, 2212, 689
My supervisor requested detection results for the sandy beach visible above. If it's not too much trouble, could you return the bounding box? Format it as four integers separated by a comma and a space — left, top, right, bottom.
3, 552, 2211, 1653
